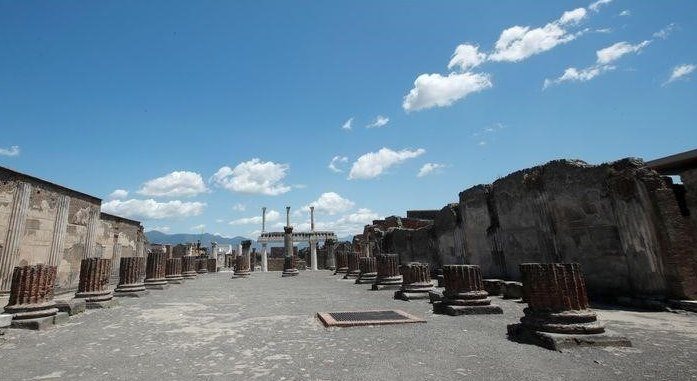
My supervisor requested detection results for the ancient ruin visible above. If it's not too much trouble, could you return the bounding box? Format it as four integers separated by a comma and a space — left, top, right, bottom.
355, 256, 377, 284
343, 252, 361, 279
233, 240, 252, 278
74, 258, 116, 309
394, 262, 434, 301
114, 256, 148, 297
181, 256, 198, 279
433, 265, 502, 315
144, 252, 168, 290
371, 254, 403, 291
165, 258, 184, 284
3, 265, 60, 329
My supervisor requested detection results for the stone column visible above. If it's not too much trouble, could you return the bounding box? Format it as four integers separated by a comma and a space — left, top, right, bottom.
356, 256, 377, 284
434, 265, 502, 315
47, 194, 70, 267
3, 265, 59, 329
261, 243, 268, 272
334, 250, 348, 275
344, 252, 361, 279
325, 239, 336, 271
207, 258, 217, 273
82, 206, 100, 259
508, 263, 631, 350
145, 252, 169, 289
310, 239, 318, 271
0, 182, 32, 294
282, 226, 299, 277
165, 258, 184, 284
234, 240, 252, 278
196, 258, 208, 274
371, 254, 403, 290
182, 256, 198, 279
74, 258, 116, 308
395, 263, 434, 300
114, 257, 147, 297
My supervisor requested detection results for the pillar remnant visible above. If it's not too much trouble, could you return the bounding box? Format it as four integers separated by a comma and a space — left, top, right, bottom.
395, 263, 434, 301
344, 252, 361, 279
3, 265, 60, 329
371, 254, 403, 290
433, 265, 502, 315
165, 258, 184, 284
282, 226, 299, 277
325, 239, 336, 271
334, 251, 348, 275
145, 252, 169, 289
234, 240, 252, 278
182, 256, 198, 279
74, 258, 117, 309
196, 257, 208, 274
207, 258, 217, 273
114, 257, 148, 297
508, 263, 631, 350
0, 182, 31, 294
261, 243, 268, 272
355, 256, 377, 284
224, 253, 235, 269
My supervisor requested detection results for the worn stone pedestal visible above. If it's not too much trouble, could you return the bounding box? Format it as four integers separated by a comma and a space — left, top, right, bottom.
282, 226, 299, 277
325, 239, 337, 271
356, 257, 377, 284
165, 258, 184, 284
196, 258, 209, 274
145, 252, 169, 290
234, 240, 252, 278
3, 265, 60, 330
182, 256, 198, 279
334, 251, 348, 275
433, 265, 502, 315
343, 252, 361, 279
74, 258, 117, 309
282, 256, 299, 277
395, 263, 434, 301
483, 279, 505, 296
224, 254, 236, 270
55, 298, 86, 315
371, 254, 403, 291
502, 281, 523, 299
114, 257, 148, 297
507, 263, 631, 351
207, 258, 217, 273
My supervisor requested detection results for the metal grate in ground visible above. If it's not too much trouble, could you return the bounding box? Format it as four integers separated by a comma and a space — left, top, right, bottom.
317, 309, 426, 327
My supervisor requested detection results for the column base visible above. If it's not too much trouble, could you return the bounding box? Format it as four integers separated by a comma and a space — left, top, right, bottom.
0, 313, 12, 328
4, 301, 59, 321
114, 283, 147, 297
144, 279, 170, 290
483, 279, 505, 296
334, 267, 348, 275
165, 275, 184, 284
507, 323, 631, 351
182, 272, 197, 279
85, 299, 118, 309
394, 289, 433, 301
55, 298, 86, 316
355, 273, 377, 284
371, 283, 402, 291
428, 290, 444, 304
196, 269, 208, 274
10, 314, 58, 330
114, 289, 150, 298
233, 270, 251, 278
343, 270, 361, 279
433, 302, 503, 315
502, 281, 523, 299
282, 269, 299, 277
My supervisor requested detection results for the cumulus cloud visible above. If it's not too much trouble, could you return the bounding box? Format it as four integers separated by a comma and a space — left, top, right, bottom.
448, 44, 486, 71
0, 145, 20, 157
596, 41, 650, 65
403, 72, 492, 112
341, 118, 353, 130
229, 209, 280, 225
366, 115, 390, 128
589, 0, 612, 13
109, 189, 129, 199
137, 171, 208, 197
102, 199, 206, 219
302, 192, 355, 215
211, 159, 291, 196
544, 65, 615, 88
664, 64, 696, 86
417, 163, 446, 177
328, 156, 348, 173
348, 148, 425, 180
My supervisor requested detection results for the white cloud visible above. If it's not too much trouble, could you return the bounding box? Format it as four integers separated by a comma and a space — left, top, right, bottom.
596, 41, 650, 65
0, 145, 20, 157
544, 65, 615, 88
232, 203, 246, 211
341, 117, 353, 130
559, 8, 588, 25
137, 171, 208, 197
366, 115, 390, 128
229, 209, 280, 225
191, 224, 205, 231
417, 163, 446, 177
403, 72, 492, 112
328, 156, 349, 173
109, 189, 129, 199
348, 148, 426, 180
448, 44, 486, 71
302, 192, 355, 215
148, 226, 170, 233
589, 0, 612, 12
619, 10, 631, 17
102, 199, 206, 219
653, 23, 676, 40
211, 159, 291, 196
664, 64, 696, 86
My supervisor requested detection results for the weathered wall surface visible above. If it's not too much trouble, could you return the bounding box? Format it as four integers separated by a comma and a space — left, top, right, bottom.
97, 213, 143, 282
433, 204, 465, 266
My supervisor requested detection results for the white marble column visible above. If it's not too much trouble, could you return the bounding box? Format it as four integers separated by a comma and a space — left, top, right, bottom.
0, 182, 32, 293
310, 240, 318, 271
261, 243, 268, 272
47, 194, 70, 266
83, 206, 99, 259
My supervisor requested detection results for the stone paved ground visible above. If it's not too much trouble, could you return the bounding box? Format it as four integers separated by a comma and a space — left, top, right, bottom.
1, 271, 696, 380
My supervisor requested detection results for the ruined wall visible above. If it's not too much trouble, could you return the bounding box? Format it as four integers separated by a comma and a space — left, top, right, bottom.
406, 210, 439, 220
433, 204, 465, 266
454, 159, 697, 300
97, 213, 143, 282
382, 224, 437, 265
681, 169, 697, 230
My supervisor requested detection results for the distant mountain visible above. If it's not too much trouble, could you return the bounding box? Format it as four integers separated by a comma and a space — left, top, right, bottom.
145, 231, 252, 249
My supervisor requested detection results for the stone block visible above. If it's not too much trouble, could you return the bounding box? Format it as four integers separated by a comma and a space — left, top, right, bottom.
52, 311, 69, 325
428, 290, 444, 304
55, 298, 86, 316
394, 290, 432, 301
507, 323, 632, 351
668, 299, 697, 313
433, 302, 503, 316
86, 299, 119, 309
483, 279, 505, 296
10, 315, 55, 330
502, 281, 523, 299
0, 313, 12, 328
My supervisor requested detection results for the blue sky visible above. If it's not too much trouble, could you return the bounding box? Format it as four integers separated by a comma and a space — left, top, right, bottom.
1, 0, 695, 238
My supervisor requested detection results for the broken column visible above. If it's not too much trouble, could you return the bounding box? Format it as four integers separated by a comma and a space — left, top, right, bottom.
3, 265, 60, 330
207, 258, 217, 273
196, 257, 208, 274
114, 257, 148, 297
508, 263, 631, 350
433, 265, 502, 315
355, 256, 377, 284
182, 256, 198, 279
343, 252, 361, 279
74, 258, 117, 309
234, 240, 252, 278
145, 252, 169, 289
325, 239, 336, 271
334, 251, 348, 275
282, 225, 299, 277
224, 253, 235, 269
395, 262, 434, 301
165, 258, 184, 284
371, 254, 403, 291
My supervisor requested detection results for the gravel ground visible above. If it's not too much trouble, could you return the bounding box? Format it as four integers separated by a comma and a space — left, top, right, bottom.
1, 271, 696, 380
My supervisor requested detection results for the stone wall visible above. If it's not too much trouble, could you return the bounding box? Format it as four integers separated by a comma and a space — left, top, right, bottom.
97, 213, 144, 282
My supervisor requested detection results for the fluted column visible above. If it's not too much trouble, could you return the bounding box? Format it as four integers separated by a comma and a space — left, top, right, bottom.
182, 256, 198, 279
114, 257, 147, 296
165, 258, 184, 283
0, 182, 32, 293
395, 262, 434, 300
3, 265, 58, 323
234, 240, 251, 278
334, 251, 348, 275
145, 252, 168, 289
434, 265, 501, 315
310, 240, 318, 271
371, 254, 402, 290
47, 194, 70, 266
356, 257, 377, 284
196, 257, 208, 274
82, 206, 99, 259
282, 226, 298, 277
74, 258, 115, 307
325, 239, 336, 271
344, 252, 361, 279
261, 243, 268, 272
